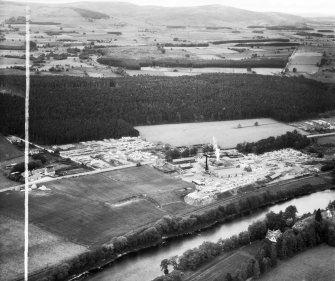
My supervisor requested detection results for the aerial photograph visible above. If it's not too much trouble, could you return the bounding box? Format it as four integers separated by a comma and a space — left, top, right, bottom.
0, 0, 335, 280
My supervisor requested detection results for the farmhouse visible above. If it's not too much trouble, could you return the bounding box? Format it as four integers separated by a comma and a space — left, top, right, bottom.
265, 229, 282, 243
20, 171, 42, 182
192, 179, 205, 185
327, 209, 333, 218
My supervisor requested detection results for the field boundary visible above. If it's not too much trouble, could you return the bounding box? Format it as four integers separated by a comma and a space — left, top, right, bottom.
0, 162, 153, 193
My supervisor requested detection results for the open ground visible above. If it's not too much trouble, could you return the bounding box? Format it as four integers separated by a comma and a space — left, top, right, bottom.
0, 135, 24, 190
136, 119, 304, 148
0, 165, 195, 246
259, 244, 335, 281
183, 240, 263, 281
0, 215, 87, 281
0, 134, 22, 162
0, 158, 332, 280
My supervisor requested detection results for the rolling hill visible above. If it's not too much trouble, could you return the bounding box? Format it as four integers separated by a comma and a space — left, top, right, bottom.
0, 1, 307, 27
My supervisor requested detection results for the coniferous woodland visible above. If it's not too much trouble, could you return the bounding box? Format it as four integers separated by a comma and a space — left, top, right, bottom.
0, 74, 334, 144
97, 56, 287, 70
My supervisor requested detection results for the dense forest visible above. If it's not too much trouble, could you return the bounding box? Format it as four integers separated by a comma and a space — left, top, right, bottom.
265, 26, 314, 31
236, 131, 310, 154
163, 43, 209, 47
296, 32, 324, 37
0, 41, 37, 51
211, 38, 290, 44
72, 8, 110, 19
0, 74, 333, 144
236, 42, 299, 47
97, 56, 287, 70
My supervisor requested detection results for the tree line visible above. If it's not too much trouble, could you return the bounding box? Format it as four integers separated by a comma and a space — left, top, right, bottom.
32, 183, 333, 281
236, 131, 310, 154
154, 203, 335, 281
97, 56, 288, 70
236, 42, 299, 47
163, 43, 209, 47
211, 38, 290, 45
265, 26, 314, 31
0, 74, 333, 144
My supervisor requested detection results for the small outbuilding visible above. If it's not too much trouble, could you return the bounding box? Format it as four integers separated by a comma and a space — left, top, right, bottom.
265, 229, 282, 243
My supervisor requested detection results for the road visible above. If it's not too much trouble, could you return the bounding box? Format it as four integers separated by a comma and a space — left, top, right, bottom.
0, 162, 152, 193
1, 135, 154, 193
307, 132, 335, 138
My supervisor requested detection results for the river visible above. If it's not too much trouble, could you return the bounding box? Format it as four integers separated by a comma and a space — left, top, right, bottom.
84, 190, 335, 281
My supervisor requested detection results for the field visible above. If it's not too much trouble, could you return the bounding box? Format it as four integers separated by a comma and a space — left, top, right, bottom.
48, 165, 194, 207
0, 56, 27, 69
287, 49, 322, 74
183, 240, 263, 281
0, 1, 334, 82
0, 166, 195, 246
127, 67, 283, 77
183, 243, 335, 281
0, 215, 87, 281
317, 136, 335, 145
259, 245, 335, 281
136, 119, 303, 148
0, 135, 23, 190
0, 134, 22, 162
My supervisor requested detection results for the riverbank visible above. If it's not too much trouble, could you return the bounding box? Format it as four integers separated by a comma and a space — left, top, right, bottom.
13, 174, 334, 281
159, 211, 335, 281
71, 182, 335, 281
81, 189, 335, 281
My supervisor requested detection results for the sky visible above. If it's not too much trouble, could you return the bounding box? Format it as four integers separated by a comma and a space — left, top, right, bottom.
5, 0, 335, 16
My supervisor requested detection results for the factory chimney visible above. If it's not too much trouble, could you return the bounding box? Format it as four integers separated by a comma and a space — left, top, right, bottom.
204, 154, 209, 171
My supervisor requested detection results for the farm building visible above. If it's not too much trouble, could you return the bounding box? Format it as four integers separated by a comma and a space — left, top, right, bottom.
154, 162, 177, 173
172, 157, 196, 165
192, 179, 205, 185
179, 163, 193, 170
265, 229, 282, 243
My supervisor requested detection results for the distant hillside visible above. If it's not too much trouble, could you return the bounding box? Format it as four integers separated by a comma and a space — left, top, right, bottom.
72, 8, 109, 19
69, 3, 306, 26
0, 1, 306, 26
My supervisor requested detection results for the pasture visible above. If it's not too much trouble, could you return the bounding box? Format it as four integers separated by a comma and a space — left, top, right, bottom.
0, 215, 86, 281
48, 165, 194, 207
184, 240, 263, 281
0, 135, 24, 190
0, 57, 27, 69
317, 136, 335, 145
0, 134, 22, 162
258, 245, 335, 281
136, 119, 302, 148
288, 50, 322, 74
128, 67, 283, 77
0, 166, 195, 247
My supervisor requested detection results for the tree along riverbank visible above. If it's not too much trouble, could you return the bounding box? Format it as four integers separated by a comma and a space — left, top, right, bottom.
24, 177, 335, 281
154, 203, 335, 281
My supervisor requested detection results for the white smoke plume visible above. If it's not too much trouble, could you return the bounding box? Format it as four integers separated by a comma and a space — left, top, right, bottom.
212, 136, 220, 162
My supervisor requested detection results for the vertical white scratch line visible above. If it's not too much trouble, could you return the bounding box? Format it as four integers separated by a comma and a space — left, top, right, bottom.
24, 5, 30, 281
